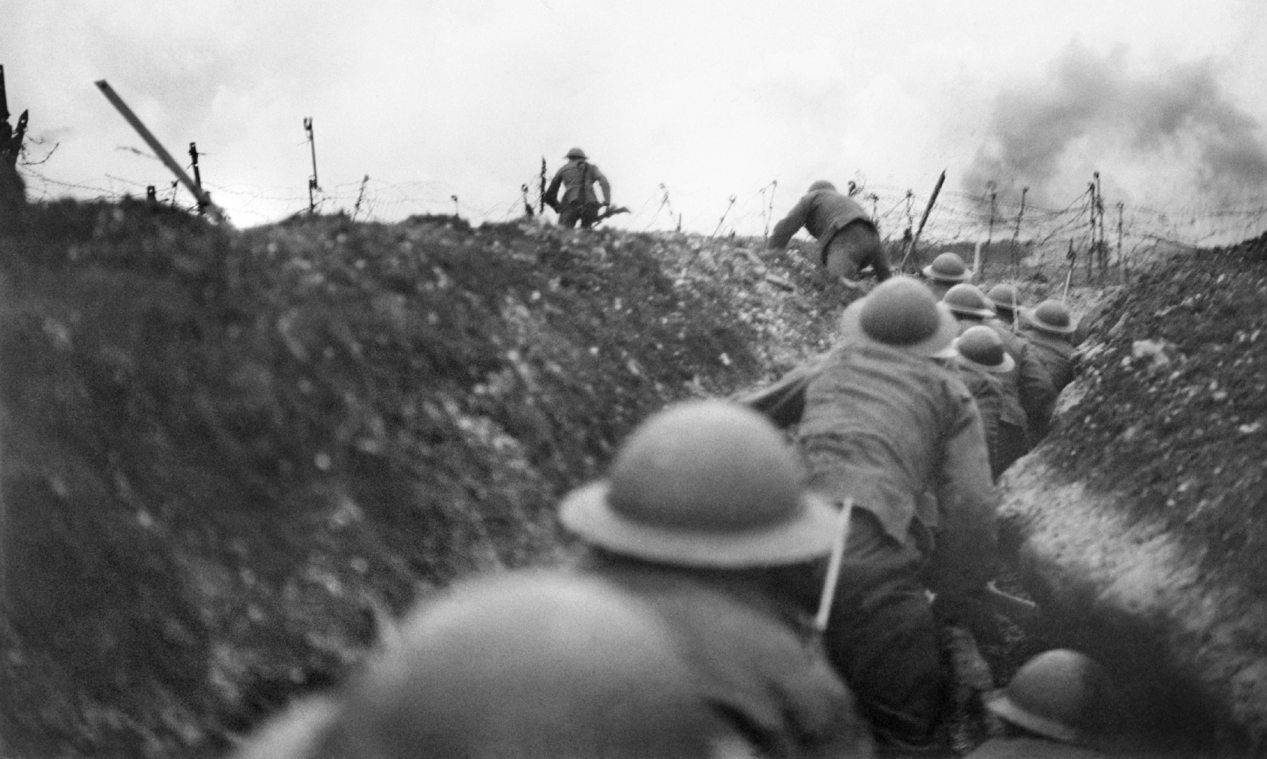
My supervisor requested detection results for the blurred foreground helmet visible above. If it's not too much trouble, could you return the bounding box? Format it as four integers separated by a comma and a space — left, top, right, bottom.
954, 325, 1015, 373
987, 648, 1117, 746
943, 283, 997, 319
1025, 299, 1077, 335
922, 252, 971, 283
565, 146, 588, 160
559, 400, 839, 568
808, 180, 836, 193
334, 572, 744, 759
838, 276, 959, 357
987, 283, 1022, 314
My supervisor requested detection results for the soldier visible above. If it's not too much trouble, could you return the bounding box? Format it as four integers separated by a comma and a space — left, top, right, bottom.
767, 180, 891, 289
967, 649, 1122, 758
559, 399, 875, 759
544, 146, 612, 229
1023, 299, 1078, 394
922, 251, 973, 300
781, 277, 999, 753
950, 326, 1028, 481
944, 284, 1056, 446
230, 572, 752, 759
987, 283, 1023, 332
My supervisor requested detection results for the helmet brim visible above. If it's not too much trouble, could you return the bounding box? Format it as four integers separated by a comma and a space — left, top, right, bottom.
954, 351, 1016, 374
986, 693, 1082, 745
921, 265, 972, 283
1021, 308, 1078, 334
838, 299, 960, 358
559, 482, 841, 568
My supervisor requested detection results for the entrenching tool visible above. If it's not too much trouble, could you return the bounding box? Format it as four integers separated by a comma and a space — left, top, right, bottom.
814, 498, 853, 633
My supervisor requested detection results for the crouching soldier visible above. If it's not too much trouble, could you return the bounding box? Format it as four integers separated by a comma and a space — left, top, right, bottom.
786, 277, 999, 753
559, 399, 875, 759
231, 572, 752, 759
949, 325, 1028, 481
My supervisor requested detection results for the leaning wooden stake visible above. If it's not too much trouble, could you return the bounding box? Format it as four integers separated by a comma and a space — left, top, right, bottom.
899, 169, 947, 272
95, 80, 224, 221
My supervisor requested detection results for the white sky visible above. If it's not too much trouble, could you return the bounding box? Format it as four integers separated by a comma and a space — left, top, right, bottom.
5, 0, 1267, 239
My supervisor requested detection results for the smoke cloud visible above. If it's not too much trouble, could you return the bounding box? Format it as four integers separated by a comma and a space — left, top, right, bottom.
964, 41, 1267, 208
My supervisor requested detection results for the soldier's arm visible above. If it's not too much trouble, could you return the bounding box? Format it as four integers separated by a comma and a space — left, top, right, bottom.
544, 170, 564, 210
593, 166, 611, 205
767, 196, 813, 250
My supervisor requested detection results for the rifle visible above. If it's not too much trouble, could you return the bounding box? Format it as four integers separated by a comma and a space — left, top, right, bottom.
899, 170, 947, 272
591, 204, 630, 226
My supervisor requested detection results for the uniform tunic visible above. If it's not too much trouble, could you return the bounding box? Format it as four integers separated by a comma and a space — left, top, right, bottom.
578, 555, 875, 759
769, 188, 889, 280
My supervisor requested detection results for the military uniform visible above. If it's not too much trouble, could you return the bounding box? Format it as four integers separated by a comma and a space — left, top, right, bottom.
545, 149, 612, 229
769, 181, 890, 283
795, 338, 998, 748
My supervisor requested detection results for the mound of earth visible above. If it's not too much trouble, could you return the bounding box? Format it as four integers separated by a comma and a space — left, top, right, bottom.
2, 193, 1263, 757
1000, 231, 1267, 754
0, 200, 851, 757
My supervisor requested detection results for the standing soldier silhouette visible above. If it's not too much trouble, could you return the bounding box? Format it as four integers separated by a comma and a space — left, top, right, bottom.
545, 147, 612, 229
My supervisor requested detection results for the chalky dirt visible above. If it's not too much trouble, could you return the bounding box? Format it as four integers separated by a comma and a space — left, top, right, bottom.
0, 199, 1264, 757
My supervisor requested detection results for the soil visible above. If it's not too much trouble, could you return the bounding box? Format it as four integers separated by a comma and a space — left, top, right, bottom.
1, 194, 1264, 757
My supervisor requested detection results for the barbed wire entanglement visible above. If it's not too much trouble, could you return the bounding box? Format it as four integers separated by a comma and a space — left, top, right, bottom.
15, 161, 1267, 282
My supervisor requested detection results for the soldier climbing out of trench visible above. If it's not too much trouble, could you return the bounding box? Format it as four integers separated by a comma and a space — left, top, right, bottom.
767, 179, 892, 292
740, 277, 1000, 754
544, 146, 613, 229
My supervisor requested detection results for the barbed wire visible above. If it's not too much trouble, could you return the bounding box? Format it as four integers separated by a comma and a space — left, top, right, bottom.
15, 163, 1267, 250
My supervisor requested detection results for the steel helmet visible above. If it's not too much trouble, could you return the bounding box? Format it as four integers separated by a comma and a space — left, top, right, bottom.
942, 283, 997, 319
987, 649, 1117, 746
954, 325, 1015, 374
987, 283, 1022, 314
565, 147, 588, 160
1025, 299, 1077, 335
559, 400, 839, 568
837, 275, 959, 357
333, 572, 743, 759
808, 180, 836, 193
922, 252, 971, 283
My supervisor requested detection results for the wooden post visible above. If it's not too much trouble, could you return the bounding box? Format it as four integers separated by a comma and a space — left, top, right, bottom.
304, 117, 319, 215
538, 157, 547, 215
983, 189, 997, 278
1117, 201, 1126, 282
94, 80, 224, 221
898, 170, 946, 272
1011, 186, 1028, 275
451, 194, 459, 218
187, 141, 209, 215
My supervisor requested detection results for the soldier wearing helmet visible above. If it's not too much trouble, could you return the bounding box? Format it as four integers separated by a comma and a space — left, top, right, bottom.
922, 252, 974, 300
944, 284, 1056, 449
949, 326, 1028, 481
560, 399, 875, 759
967, 649, 1123, 758
767, 180, 891, 290
746, 277, 997, 752
544, 146, 612, 229
231, 573, 753, 759
1022, 299, 1078, 395
987, 283, 1024, 332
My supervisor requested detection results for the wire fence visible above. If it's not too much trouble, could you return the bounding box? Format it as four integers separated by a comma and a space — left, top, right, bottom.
15, 160, 1267, 274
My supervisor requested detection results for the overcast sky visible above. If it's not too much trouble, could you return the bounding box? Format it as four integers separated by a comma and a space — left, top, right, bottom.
5, 0, 1267, 240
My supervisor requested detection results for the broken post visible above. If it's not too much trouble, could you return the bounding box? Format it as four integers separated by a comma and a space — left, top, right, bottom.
899, 170, 947, 272
1011, 186, 1028, 275
94, 80, 224, 221
304, 117, 319, 215
1, 64, 29, 169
